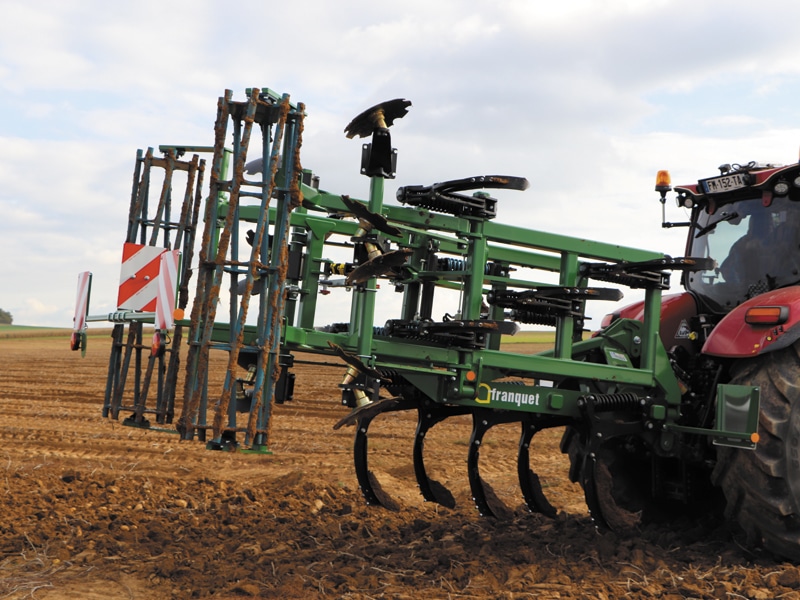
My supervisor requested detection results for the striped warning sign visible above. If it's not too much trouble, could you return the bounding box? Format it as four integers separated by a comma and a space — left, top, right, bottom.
72, 271, 92, 332
117, 243, 167, 311
155, 250, 180, 330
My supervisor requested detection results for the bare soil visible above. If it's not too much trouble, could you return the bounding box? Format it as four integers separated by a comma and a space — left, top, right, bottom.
1, 331, 800, 599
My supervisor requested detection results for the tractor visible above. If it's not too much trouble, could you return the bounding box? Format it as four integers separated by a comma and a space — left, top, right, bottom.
568, 160, 800, 559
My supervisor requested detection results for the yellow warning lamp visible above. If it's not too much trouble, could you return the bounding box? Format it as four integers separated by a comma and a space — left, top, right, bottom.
655, 170, 672, 200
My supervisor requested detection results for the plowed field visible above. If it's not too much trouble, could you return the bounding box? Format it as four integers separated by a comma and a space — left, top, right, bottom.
1, 330, 800, 599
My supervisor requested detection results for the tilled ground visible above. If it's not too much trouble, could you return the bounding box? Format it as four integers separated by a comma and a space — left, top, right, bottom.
1, 331, 800, 599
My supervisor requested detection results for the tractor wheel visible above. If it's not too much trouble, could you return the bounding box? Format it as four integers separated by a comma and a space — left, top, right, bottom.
561, 427, 649, 531
562, 426, 722, 531
711, 342, 800, 560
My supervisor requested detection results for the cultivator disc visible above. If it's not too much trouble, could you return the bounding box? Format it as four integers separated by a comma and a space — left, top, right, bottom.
344, 98, 412, 139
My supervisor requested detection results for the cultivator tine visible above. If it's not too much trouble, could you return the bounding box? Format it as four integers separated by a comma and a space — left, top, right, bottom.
581, 453, 609, 530
467, 408, 515, 518
348, 397, 417, 510
517, 418, 558, 518
413, 403, 470, 508
351, 402, 412, 511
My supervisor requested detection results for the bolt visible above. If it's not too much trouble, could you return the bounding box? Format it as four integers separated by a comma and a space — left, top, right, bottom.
633, 336, 641, 345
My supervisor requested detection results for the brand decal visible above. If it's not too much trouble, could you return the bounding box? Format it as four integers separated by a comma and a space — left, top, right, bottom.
477, 383, 540, 407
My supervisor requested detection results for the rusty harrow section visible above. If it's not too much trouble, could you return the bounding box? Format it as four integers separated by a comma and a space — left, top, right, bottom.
103, 148, 205, 427
176, 88, 305, 451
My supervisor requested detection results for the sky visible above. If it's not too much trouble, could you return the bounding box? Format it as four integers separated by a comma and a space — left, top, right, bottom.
3, 0, 800, 331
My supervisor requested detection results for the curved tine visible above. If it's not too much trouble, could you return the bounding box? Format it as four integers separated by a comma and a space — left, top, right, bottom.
517, 419, 558, 518
580, 452, 609, 530
467, 408, 514, 519
413, 404, 467, 509
354, 413, 400, 510
467, 410, 493, 517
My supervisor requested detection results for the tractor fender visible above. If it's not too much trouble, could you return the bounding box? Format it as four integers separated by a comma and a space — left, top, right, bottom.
702, 286, 800, 358
601, 292, 699, 353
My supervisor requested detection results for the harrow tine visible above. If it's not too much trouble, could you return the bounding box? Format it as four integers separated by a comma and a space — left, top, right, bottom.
353, 411, 400, 510
467, 408, 515, 519
413, 403, 471, 508
517, 418, 558, 518
343, 396, 416, 511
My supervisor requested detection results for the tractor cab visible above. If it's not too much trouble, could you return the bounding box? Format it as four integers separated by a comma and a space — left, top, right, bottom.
663, 162, 800, 315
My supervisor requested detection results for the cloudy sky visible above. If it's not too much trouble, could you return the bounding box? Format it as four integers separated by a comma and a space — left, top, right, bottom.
3, 0, 800, 330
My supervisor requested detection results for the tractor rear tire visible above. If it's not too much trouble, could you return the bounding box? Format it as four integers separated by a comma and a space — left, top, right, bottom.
711, 341, 800, 560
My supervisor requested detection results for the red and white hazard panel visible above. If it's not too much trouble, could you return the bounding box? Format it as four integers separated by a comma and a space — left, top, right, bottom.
72, 271, 92, 332
117, 243, 168, 311
155, 250, 180, 330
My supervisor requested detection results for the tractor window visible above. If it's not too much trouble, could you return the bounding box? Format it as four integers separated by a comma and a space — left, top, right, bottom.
686, 196, 800, 312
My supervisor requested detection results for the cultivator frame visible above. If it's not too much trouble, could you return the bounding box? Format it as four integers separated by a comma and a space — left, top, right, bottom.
76, 87, 760, 523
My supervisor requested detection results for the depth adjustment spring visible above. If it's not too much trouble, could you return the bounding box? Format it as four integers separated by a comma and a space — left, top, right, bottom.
577, 392, 642, 412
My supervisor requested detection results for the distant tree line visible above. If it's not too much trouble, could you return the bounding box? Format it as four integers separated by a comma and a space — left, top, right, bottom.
0, 309, 12, 325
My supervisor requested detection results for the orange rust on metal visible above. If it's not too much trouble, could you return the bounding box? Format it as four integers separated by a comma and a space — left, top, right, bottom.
289, 102, 305, 210
150, 155, 193, 173
127, 148, 154, 243
255, 102, 305, 444
189, 88, 255, 438
147, 149, 175, 246
214, 92, 292, 441
242, 96, 296, 444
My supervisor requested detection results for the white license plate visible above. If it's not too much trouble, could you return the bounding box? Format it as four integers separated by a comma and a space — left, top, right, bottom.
700, 173, 748, 194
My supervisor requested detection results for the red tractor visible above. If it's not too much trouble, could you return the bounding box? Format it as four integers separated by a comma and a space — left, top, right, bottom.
584, 160, 800, 559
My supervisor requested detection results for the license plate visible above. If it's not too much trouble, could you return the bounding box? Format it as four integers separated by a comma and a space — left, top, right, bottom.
699, 173, 748, 194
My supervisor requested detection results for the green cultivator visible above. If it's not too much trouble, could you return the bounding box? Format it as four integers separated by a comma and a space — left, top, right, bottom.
81, 87, 800, 560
